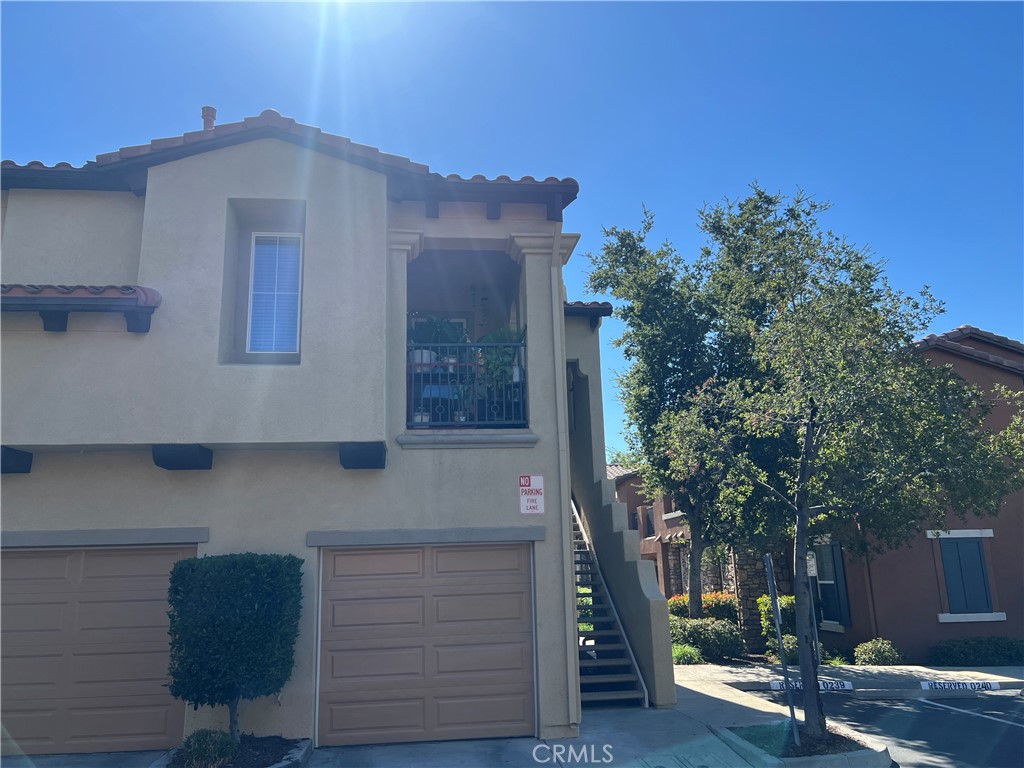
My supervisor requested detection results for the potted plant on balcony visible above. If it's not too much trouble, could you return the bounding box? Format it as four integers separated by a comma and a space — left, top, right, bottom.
476, 324, 526, 423
409, 315, 467, 365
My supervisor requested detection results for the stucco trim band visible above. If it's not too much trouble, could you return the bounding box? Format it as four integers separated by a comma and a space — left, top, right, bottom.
1, 527, 210, 549
395, 432, 540, 449
306, 526, 546, 547
937, 612, 1007, 623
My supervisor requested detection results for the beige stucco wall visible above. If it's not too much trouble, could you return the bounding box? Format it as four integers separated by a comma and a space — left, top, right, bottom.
1, 188, 144, 284
1, 139, 583, 741
564, 317, 677, 707
0, 443, 577, 740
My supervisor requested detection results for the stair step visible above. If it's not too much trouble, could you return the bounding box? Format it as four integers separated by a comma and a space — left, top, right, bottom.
579, 642, 626, 651
578, 629, 620, 637
577, 615, 616, 623
579, 657, 631, 668
581, 690, 646, 702
579, 674, 639, 684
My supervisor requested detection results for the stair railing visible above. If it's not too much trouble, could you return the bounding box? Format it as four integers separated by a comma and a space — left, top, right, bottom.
571, 500, 650, 708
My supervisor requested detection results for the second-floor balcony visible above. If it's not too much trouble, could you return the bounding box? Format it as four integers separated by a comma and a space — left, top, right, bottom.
407, 336, 527, 429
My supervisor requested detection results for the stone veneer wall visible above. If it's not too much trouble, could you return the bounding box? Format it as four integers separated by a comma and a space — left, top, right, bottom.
731, 548, 792, 653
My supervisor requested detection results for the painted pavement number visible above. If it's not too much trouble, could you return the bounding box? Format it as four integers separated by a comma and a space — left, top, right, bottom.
769, 680, 854, 691
921, 681, 1001, 691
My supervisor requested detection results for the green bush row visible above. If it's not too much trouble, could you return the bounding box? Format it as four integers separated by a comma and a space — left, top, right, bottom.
666, 592, 739, 623
669, 616, 744, 661
926, 636, 1024, 667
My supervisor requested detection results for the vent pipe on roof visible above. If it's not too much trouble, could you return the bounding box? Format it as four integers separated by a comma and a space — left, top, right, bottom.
202, 106, 217, 130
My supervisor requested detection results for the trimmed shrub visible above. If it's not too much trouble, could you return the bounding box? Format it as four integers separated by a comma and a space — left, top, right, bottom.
178, 729, 237, 768
666, 592, 739, 622
757, 594, 796, 641
667, 594, 689, 618
926, 636, 1024, 667
672, 643, 704, 665
669, 617, 744, 661
854, 638, 904, 666
168, 553, 303, 742
766, 634, 799, 665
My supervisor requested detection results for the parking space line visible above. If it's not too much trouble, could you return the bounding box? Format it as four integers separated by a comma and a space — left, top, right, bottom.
919, 699, 1024, 728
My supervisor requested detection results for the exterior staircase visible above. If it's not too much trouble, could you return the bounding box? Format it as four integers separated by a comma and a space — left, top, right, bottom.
573, 510, 648, 706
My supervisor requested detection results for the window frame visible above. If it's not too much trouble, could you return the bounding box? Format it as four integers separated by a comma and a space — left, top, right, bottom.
245, 232, 303, 357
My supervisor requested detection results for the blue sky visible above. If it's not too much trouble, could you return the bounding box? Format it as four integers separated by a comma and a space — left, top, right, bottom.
3, 2, 1022, 455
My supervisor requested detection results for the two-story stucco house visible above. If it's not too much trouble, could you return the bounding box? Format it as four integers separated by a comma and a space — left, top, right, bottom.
0, 108, 674, 757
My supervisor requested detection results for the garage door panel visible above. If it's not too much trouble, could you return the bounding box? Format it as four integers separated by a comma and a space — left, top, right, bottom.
1, 546, 192, 755
325, 548, 425, 584
319, 543, 535, 746
432, 545, 528, 578
324, 644, 426, 687
1, 551, 75, 591
1, 597, 70, 643
320, 694, 427, 744
434, 638, 531, 679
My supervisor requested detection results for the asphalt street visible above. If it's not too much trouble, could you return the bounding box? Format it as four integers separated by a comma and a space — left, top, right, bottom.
757, 690, 1024, 768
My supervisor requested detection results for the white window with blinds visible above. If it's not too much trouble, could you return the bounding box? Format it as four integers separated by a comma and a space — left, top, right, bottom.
247, 234, 302, 353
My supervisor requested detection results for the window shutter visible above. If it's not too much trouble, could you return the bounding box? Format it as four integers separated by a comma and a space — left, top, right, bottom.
831, 543, 851, 626
941, 538, 992, 614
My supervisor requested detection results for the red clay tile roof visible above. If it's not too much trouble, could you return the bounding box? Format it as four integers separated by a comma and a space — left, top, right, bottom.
1, 284, 162, 307
564, 301, 613, 316
606, 464, 639, 481
915, 325, 1024, 375
1, 109, 579, 214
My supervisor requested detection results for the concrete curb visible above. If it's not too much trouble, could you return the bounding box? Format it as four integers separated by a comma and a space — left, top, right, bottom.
726, 680, 1024, 698
711, 722, 891, 768
147, 738, 311, 768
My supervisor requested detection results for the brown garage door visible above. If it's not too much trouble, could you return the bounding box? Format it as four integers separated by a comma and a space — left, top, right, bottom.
318, 543, 535, 746
1, 546, 195, 755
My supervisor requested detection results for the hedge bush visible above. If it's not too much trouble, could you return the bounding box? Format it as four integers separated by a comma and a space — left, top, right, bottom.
669, 617, 744, 661
757, 594, 796, 641
168, 553, 303, 742
177, 729, 237, 768
926, 636, 1024, 667
672, 643, 704, 665
766, 634, 799, 665
665, 592, 739, 623
854, 638, 904, 666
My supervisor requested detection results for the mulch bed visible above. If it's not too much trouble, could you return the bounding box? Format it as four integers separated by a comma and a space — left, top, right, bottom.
170, 734, 299, 768
729, 722, 868, 758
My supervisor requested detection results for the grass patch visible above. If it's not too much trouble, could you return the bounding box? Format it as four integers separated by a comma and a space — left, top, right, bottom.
729, 722, 868, 759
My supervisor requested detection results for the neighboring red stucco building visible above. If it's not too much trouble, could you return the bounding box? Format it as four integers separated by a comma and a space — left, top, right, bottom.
827, 326, 1024, 663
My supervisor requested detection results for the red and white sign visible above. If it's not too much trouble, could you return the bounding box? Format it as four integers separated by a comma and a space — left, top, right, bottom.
519, 475, 545, 515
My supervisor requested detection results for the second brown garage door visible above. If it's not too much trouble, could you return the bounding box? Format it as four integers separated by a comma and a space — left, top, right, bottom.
318, 543, 535, 746
1, 546, 194, 756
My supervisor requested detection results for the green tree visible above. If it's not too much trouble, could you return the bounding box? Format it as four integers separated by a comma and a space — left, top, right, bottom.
676, 185, 1024, 739
587, 212, 790, 615
168, 553, 303, 743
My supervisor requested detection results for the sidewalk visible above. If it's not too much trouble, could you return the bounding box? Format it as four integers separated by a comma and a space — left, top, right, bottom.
674, 661, 1024, 698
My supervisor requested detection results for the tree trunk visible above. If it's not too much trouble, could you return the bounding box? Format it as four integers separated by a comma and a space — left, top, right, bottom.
794, 404, 826, 739
228, 695, 241, 744
686, 508, 705, 619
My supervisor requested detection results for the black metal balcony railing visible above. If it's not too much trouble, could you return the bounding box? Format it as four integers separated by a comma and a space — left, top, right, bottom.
407, 342, 527, 428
